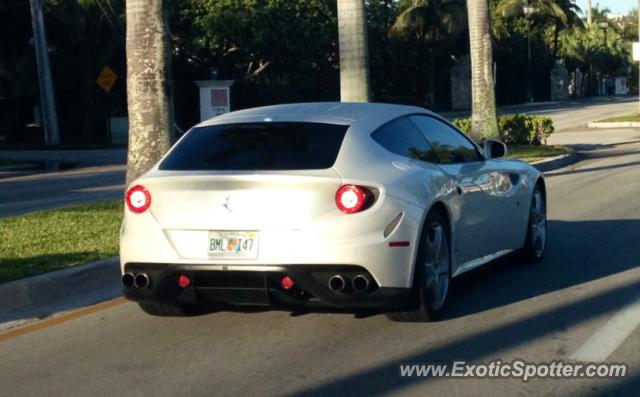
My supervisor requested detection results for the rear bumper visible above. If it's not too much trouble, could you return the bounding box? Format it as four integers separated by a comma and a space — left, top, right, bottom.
122, 263, 411, 310
120, 194, 425, 289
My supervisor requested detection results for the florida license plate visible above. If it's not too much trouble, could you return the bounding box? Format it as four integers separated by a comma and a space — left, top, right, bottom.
208, 231, 259, 258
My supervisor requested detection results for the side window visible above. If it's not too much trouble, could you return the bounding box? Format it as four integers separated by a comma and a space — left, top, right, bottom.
371, 117, 439, 162
410, 116, 483, 164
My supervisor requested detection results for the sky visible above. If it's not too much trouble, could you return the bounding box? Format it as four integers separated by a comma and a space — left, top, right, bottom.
575, 0, 636, 16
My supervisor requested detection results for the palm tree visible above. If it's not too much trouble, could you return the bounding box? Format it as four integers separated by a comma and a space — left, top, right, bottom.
588, 4, 611, 24
390, 0, 466, 104
496, 0, 567, 19
496, 0, 571, 101
125, 0, 174, 183
337, 0, 371, 102
466, 0, 499, 140
551, 1, 583, 58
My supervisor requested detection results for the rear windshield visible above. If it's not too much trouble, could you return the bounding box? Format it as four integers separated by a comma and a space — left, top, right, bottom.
159, 122, 349, 171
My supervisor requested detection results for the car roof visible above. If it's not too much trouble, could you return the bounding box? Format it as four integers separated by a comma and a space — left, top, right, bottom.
196, 102, 432, 132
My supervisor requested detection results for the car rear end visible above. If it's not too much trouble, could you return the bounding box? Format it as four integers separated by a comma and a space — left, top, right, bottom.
120, 118, 420, 311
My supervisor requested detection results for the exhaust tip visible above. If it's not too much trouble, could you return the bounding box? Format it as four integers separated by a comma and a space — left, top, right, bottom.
122, 273, 135, 287
328, 275, 347, 293
352, 274, 370, 292
134, 273, 150, 289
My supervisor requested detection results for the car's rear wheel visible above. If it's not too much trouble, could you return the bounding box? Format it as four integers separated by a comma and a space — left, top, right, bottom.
386, 210, 451, 322
521, 184, 546, 263
138, 302, 201, 317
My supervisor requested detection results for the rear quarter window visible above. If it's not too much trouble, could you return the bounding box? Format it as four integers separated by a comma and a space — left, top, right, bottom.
370, 117, 439, 163
160, 122, 349, 171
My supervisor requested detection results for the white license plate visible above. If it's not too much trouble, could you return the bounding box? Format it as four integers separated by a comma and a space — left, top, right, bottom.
208, 231, 259, 258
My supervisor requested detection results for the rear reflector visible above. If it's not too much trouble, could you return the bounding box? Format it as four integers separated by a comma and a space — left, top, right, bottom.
125, 185, 151, 214
177, 274, 191, 288
389, 241, 410, 247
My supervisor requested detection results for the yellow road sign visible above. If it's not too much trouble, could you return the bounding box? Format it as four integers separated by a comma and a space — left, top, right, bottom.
97, 66, 118, 93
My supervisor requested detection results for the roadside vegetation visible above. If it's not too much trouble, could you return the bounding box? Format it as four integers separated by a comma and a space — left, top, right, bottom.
454, 114, 555, 145
0, 201, 122, 283
453, 114, 563, 162
1, 1, 636, 147
507, 145, 567, 163
596, 113, 640, 123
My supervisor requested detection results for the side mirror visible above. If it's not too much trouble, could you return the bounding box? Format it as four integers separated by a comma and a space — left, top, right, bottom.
484, 140, 507, 159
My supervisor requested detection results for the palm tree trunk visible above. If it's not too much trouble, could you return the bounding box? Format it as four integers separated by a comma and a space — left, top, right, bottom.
337, 0, 371, 102
466, 0, 499, 140
125, 0, 173, 183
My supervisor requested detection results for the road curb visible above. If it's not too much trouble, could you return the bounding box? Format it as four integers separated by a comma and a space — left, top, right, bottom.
531, 150, 578, 173
0, 257, 120, 312
588, 121, 640, 128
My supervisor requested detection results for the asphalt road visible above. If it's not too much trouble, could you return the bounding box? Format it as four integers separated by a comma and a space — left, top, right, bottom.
1, 133, 639, 395
0, 165, 125, 217
524, 96, 640, 132
0, 97, 636, 218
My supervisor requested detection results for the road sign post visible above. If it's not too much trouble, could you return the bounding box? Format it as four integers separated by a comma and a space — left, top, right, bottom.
29, 0, 60, 147
97, 66, 118, 94
97, 66, 118, 143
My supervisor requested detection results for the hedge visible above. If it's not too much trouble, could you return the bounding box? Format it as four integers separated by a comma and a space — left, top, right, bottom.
452, 114, 554, 145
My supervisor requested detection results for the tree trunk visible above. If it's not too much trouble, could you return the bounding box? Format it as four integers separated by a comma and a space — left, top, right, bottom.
125, 0, 173, 183
466, 0, 499, 141
337, 0, 371, 102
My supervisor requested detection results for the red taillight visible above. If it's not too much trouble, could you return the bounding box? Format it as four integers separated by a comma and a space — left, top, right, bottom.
177, 274, 191, 288
335, 185, 371, 214
280, 276, 294, 290
125, 185, 151, 214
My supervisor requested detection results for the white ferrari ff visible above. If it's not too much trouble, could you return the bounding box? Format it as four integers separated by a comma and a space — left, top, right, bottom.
120, 102, 546, 321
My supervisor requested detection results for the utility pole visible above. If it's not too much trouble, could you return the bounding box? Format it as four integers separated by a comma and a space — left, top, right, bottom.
29, 0, 60, 146
587, 0, 592, 25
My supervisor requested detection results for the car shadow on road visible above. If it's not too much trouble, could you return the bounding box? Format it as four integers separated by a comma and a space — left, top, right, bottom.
546, 158, 640, 177
446, 219, 640, 319
288, 219, 640, 396
289, 280, 640, 396
589, 372, 640, 396
545, 141, 640, 177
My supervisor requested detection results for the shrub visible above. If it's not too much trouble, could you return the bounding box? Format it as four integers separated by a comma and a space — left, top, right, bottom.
527, 116, 555, 145
498, 114, 530, 145
452, 114, 554, 145
452, 118, 471, 134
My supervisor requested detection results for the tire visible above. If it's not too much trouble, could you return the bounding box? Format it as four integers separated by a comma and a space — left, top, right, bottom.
138, 302, 201, 317
521, 183, 547, 263
386, 210, 451, 322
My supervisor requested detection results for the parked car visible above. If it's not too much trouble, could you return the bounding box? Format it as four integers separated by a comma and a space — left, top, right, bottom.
120, 102, 546, 321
